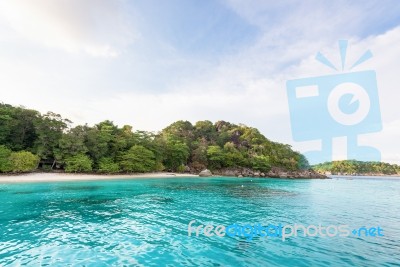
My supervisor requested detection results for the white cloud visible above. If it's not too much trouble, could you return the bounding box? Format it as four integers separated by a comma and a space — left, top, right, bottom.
0, 0, 135, 57
74, 26, 399, 164
0, 1, 398, 165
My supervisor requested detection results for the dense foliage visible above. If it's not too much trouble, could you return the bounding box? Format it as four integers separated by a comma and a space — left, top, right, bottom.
64, 154, 93, 173
313, 160, 400, 175
0, 145, 39, 173
0, 103, 309, 173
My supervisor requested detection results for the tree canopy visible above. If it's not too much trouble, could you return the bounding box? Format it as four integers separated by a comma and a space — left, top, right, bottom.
0, 103, 310, 174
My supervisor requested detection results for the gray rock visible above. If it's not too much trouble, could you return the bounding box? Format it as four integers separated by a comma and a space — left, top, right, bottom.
223, 169, 237, 176
199, 169, 212, 177
279, 172, 288, 178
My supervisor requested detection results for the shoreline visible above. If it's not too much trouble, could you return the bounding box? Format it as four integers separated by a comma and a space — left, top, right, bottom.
329, 174, 400, 179
0, 172, 199, 183
0, 172, 398, 184
0, 171, 327, 183
328, 173, 400, 177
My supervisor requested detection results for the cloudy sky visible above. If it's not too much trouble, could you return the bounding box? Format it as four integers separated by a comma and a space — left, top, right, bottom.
0, 0, 399, 164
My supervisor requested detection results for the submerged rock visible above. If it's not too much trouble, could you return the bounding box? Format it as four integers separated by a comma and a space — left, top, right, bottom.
199, 169, 212, 177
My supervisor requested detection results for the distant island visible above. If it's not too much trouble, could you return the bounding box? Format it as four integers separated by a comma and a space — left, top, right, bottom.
0, 103, 325, 178
313, 160, 400, 176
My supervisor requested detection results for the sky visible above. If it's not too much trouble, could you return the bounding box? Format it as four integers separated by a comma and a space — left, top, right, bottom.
0, 0, 399, 164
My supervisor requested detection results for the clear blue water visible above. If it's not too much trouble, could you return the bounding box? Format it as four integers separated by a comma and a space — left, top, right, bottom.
0, 176, 399, 266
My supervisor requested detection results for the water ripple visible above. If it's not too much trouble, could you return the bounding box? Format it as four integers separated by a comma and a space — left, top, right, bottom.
0, 177, 399, 266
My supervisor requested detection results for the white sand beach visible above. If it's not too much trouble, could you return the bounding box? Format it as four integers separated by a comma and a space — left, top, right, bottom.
0, 172, 199, 183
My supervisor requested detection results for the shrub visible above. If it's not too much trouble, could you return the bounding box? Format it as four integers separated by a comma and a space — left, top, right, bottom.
155, 161, 165, 172
98, 157, 120, 173
0, 145, 12, 172
252, 155, 271, 172
65, 154, 93, 173
9, 151, 39, 173
176, 164, 186, 173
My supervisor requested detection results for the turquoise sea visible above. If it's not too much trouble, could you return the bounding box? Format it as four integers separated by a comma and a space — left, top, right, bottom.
0, 176, 399, 266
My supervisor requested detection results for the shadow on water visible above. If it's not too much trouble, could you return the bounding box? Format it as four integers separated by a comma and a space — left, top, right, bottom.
12, 191, 37, 195
64, 196, 116, 205
57, 185, 102, 191
223, 185, 297, 199
151, 181, 296, 199
12, 189, 53, 195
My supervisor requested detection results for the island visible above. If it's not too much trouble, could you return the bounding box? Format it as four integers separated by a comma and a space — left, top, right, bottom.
0, 103, 325, 179
313, 160, 400, 176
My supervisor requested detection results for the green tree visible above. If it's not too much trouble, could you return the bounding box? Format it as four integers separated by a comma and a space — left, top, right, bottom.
162, 120, 194, 144
119, 145, 156, 172
33, 112, 69, 160
194, 120, 216, 141
240, 127, 267, 145
296, 153, 310, 170
55, 126, 88, 163
163, 140, 190, 171
131, 131, 165, 164
64, 154, 93, 173
0, 145, 12, 172
85, 123, 114, 163
6, 106, 39, 151
9, 151, 39, 172
191, 144, 208, 166
207, 145, 225, 170
112, 125, 135, 154
251, 155, 271, 172
98, 157, 120, 173
0, 104, 14, 145
223, 142, 244, 167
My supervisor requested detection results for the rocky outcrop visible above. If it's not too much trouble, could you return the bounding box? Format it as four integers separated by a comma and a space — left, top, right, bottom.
199, 169, 212, 177
183, 165, 191, 173
210, 167, 327, 179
